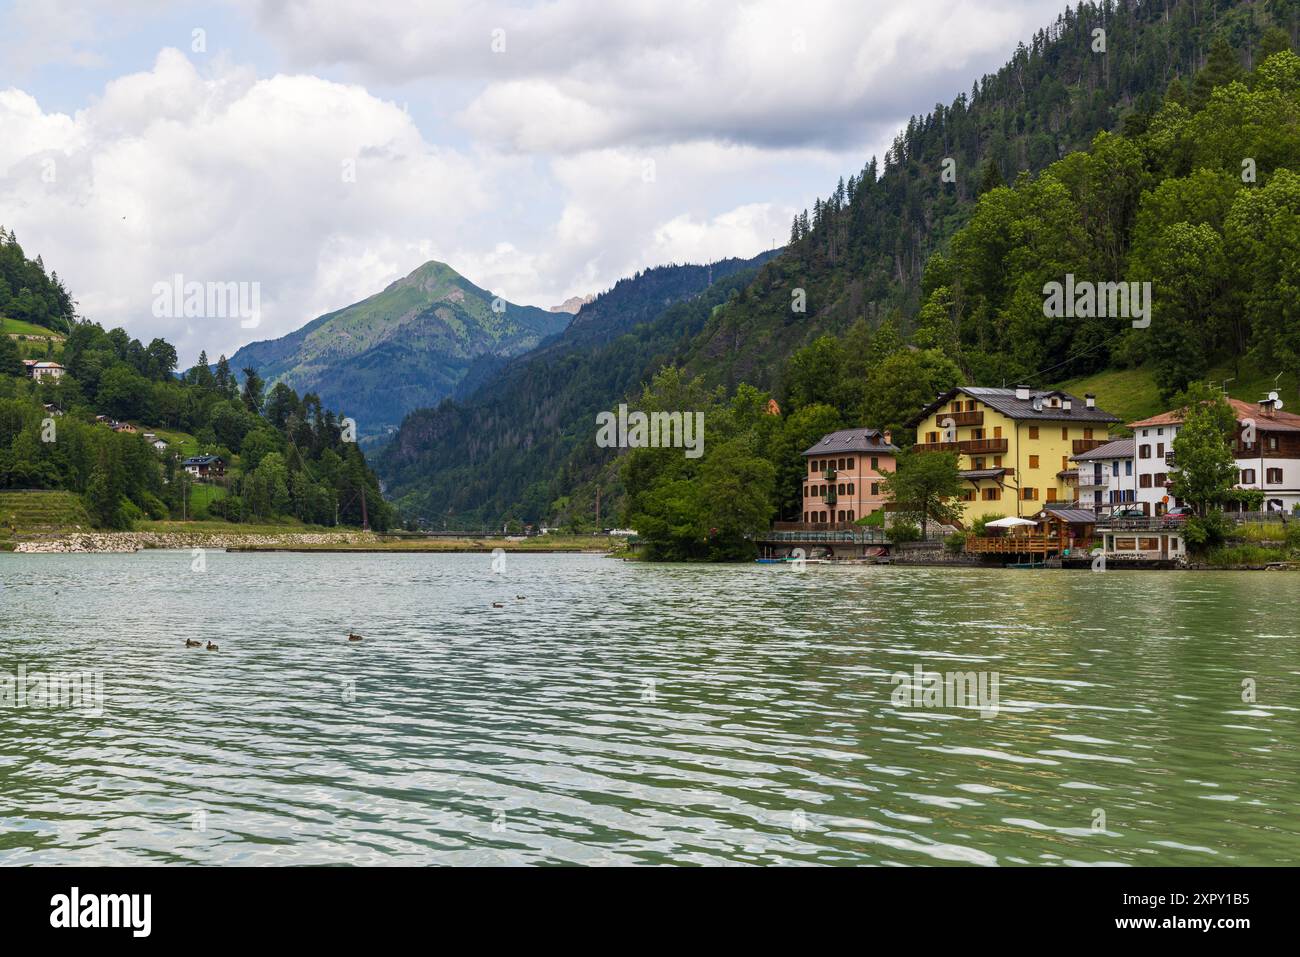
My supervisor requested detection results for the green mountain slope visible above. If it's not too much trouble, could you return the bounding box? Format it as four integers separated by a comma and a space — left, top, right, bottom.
680, 0, 1294, 394
230, 261, 570, 436
376, 256, 774, 525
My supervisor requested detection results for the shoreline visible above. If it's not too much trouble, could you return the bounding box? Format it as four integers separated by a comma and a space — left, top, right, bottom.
4, 528, 622, 555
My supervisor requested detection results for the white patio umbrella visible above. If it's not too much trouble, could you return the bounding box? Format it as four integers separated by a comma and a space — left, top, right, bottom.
985, 516, 1038, 529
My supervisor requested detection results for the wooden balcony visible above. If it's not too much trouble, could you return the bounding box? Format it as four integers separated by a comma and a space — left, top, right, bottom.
941, 410, 984, 427
1072, 438, 1108, 455
916, 438, 1008, 455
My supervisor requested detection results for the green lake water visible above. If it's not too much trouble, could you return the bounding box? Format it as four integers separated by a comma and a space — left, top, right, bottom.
0, 552, 1296, 865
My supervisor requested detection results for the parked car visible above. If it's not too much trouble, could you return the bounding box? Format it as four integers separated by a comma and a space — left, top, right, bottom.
1163, 506, 1193, 522
1110, 507, 1146, 519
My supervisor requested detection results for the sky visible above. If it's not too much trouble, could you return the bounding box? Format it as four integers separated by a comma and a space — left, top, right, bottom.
0, 0, 1069, 364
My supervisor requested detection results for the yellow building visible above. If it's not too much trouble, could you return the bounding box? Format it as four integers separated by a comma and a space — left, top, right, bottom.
908, 386, 1120, 523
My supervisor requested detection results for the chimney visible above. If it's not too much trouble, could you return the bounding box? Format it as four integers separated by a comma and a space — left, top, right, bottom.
883, 429, 893, 446
1015, 384, 1030, 400
1085, 393, 1096, 409
1063, 397, 1072, 412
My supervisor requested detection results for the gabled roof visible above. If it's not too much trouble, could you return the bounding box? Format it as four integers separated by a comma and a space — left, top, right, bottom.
1071, 438, 1134, 461
183, 454, 224, 466
910, 386, 1120, 426
802, 428, 899, 456
1130, 398, 1300, 433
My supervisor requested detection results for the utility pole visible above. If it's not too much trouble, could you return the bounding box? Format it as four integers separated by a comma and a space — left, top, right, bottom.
595, 486, 601, 529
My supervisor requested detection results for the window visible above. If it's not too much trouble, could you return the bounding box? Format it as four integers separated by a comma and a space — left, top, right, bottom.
1062, 456, 1069, 470
993, 426, 1002, 438
1125, 461, 1133, 476
951, 402, 962, 413
1061, 427, 1069, 440
847, 510, 854, 521
837, 483, 845, 494
927, 431, 939, 444
1029, 455, 1039, 469
1084, 428, 1094, 439
1156, 442, 1164, 457
966, 400, 977, 412
1022, 487, 1038, 501
870, 482, 880, 496
972, 428, 985, 440
808, 460, 815, 474
1140, 475, 1152, 488
994, 456, 1003, 467
847, 483, 855, 494
1155, 473, 1167, 486
1268, 436, 1279, 451
838, 510, 845, 522
960, 489, 975, 502
1046, 488, 1058, 502
846, 457, 854, 469
870, 456, 879, 470
1267, 468, 1283, 484
1112, 461, 1120, 477
1028, 426, 1039, 440
982, 488, 1001, 501
1139, 445, 1151, 459
1240, 468, 1257, 484
972, 457, 985, 470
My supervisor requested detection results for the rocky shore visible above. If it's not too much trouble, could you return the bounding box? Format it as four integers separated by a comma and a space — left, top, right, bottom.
14, 530, 379, 553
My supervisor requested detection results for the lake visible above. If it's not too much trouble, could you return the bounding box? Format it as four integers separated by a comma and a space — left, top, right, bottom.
0, 552, 1296, 865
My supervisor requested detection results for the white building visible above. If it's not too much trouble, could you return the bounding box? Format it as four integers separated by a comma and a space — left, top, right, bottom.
1070, 438, 1136, 513
1129, 397, 1300, 515
30, 360, 65, 381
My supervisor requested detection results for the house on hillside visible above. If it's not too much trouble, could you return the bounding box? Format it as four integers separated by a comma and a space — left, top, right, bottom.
182, 454, 226, 479
908, 386, 1121, 523
150, 437, 169, 452
799, 428, 899, 526
111, 422, 137, 434
1129, 396, 1300, 515
30, 361, 65, 381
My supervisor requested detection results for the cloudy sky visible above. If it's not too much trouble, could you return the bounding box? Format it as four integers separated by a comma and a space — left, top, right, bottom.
0, 0, 1067, 364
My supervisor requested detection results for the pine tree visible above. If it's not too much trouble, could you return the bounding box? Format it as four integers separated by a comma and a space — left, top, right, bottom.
1192, 38, 1243, 111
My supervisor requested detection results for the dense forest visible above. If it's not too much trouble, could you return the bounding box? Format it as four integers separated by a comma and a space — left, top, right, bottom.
0, 233, 392, 531
681, 0, 1300, 393
0, 227, 76, 334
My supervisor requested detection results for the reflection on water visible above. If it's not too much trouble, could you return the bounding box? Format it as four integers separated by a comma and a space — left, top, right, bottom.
0, 552, 1297, 865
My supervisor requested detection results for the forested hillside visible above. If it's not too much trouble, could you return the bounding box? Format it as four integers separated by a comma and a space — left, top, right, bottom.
381, 0, 1297, 534
1, 241, 391, 531
681, 0, 1299, 393
377, 256, 774, 527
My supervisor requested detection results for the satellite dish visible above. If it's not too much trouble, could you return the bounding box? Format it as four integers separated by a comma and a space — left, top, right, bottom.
1268, 390, 1279, 402
1276, 399, 1285, 410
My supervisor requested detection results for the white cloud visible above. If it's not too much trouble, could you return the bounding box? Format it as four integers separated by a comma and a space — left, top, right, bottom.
0, 1, 1076, 365
0, 49, 515, 362
251, 0, 1068, 153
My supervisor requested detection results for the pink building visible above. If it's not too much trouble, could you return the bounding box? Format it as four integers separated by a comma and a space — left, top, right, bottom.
801, 428, 899, 525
